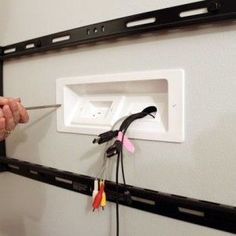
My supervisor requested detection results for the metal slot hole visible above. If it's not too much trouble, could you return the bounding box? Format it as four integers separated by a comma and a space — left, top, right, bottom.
200, 200, 220, 206
29, 170, 38, 175
55, 177, 72, 184
131, 196, 155, 205
219, 204, 235, 210
73, 182, 88, 191
25, 43, 35, 49
63, 170, 73, 175
87, 29, 91, 35
171, 194, 187, 199
179, 8, 208, 18
52, 35, 70, 43
178, 207, 205, 217
126, 17, 156, 28
94, 28, 98, 33
4, 48, 16, 54
48, 167, 57, 171
101, 26, 105, 32
8, 164, 19, 170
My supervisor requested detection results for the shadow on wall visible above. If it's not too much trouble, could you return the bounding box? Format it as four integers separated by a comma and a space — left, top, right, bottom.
0, 110, 56, 236
0, 176, 47, 236
193, 113, 236, 204
7, 109, 56, 155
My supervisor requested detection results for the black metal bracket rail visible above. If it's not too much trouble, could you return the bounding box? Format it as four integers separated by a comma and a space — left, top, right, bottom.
0, 47, 3, 58
1, 0, 236, 60
0, 51, 6, 160
0, 156, 236, 234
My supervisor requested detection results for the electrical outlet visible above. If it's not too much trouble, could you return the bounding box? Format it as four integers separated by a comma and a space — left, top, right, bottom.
84, 101, 112, 119
71, 95, 124, 127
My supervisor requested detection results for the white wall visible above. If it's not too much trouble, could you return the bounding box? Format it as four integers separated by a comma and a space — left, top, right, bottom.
0, 0, 236, 235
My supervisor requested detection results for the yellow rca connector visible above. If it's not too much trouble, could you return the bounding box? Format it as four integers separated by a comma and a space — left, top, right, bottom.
100, 180, 107, 210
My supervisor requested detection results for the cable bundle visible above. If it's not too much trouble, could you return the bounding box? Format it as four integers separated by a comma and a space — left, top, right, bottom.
92, 179, 106, 211
92, 106, 157, 236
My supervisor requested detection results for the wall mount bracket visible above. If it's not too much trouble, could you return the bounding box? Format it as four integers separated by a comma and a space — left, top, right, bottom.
1, 0, 236, 59
0, 156, 236, 234
0, 0, 236, 234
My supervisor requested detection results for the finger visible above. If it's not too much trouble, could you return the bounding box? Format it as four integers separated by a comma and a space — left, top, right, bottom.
0, 117, 5, 130
17, 102, 29, 123
8, 99, 20, 124
0, 108, 4, 118
0, 117, 6, 141
4, 97, 21, 102
3, 105, 16, 131
0, 97, 9, 106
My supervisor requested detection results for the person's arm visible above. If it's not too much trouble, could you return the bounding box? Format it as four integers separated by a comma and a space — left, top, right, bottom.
0, 97, 29, 141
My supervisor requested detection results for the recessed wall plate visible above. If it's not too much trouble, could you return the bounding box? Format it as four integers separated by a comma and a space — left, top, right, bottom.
56, 70, 185, 142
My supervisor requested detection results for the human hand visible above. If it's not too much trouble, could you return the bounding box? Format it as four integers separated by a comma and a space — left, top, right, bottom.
0, 97, 29, 141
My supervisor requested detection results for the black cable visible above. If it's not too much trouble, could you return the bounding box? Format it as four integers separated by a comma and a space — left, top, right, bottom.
116, 201, 119, 236
120, 125, 129, 186
119, 108, 157, 185
119, 111, 156, 132
97, 106, 157, 236
115, 124, 135, 236
120, 113, 147, 187
116, 151, 120, 236
115, 107, 157, 236
119, 114, 141, 187
120, 146, 126, 186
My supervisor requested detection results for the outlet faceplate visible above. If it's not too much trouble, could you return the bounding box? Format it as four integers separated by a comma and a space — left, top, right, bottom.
71, 95, 124, 127
56, 70, 185, 142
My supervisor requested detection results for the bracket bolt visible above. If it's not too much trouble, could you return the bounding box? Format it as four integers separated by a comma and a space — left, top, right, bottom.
208, 1, 221, 13
36, 40, 42, 47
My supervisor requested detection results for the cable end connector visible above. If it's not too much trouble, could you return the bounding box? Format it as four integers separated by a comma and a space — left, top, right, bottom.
92, 138, 100, 144
93, 130, 118, 145
106, 140, 122, 158
142, 106, 157, 118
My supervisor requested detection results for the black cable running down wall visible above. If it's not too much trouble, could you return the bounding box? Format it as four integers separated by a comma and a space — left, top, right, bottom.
1, 0, 236, 59
0, 156, 236, 234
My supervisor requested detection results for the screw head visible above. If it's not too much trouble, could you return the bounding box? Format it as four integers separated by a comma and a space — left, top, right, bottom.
208, 1, 221, 13
36, 40, 41, 47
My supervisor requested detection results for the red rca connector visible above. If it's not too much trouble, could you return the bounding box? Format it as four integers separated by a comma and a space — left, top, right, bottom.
92, 180, 104, 211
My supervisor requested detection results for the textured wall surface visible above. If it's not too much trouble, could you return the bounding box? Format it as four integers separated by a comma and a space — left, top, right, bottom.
0, 0, 236, 235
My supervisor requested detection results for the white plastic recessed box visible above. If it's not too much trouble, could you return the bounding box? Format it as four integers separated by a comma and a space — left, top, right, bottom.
56, 70, 185, 142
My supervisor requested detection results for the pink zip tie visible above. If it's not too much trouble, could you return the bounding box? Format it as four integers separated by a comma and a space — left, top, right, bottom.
117, 131, 135, 153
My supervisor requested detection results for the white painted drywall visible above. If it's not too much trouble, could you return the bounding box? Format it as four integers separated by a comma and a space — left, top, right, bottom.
0, 0, 236, 235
